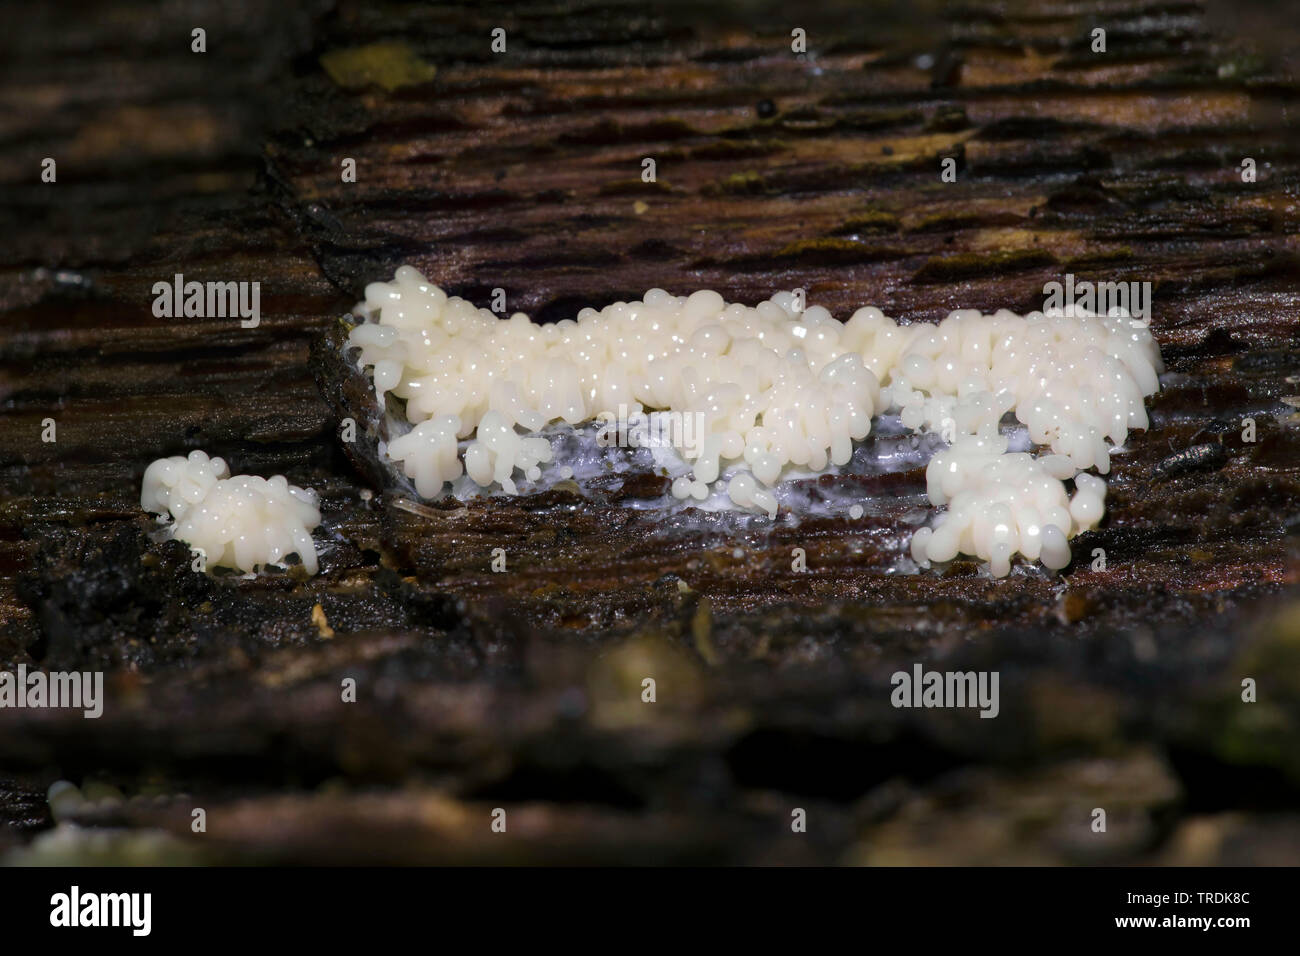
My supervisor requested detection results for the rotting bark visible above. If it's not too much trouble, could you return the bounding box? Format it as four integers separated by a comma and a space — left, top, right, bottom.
1, 0, 1299, 864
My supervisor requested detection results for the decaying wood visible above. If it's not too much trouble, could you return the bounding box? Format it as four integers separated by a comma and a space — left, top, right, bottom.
1, 0, 1299, 863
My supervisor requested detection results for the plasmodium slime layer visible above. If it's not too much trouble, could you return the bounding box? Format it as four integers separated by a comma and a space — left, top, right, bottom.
346, 265, 1163, 578
141, 451, 322, 574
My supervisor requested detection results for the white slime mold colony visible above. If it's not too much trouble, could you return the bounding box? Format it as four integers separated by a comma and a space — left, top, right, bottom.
140, 451, 322, 574
345, 266, 1163, 577
153, 264, 1161, 578
343, 266, 1166, 577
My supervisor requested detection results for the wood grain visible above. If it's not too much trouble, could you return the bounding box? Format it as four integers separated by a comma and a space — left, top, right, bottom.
1, 0, 1299, 864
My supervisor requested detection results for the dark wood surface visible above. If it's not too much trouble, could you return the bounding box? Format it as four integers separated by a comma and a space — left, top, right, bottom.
1, 0, 1299, 864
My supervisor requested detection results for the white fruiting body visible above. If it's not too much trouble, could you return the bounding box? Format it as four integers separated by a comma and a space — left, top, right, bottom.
346, 266, 1163, 577
141, 450, 321, 574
